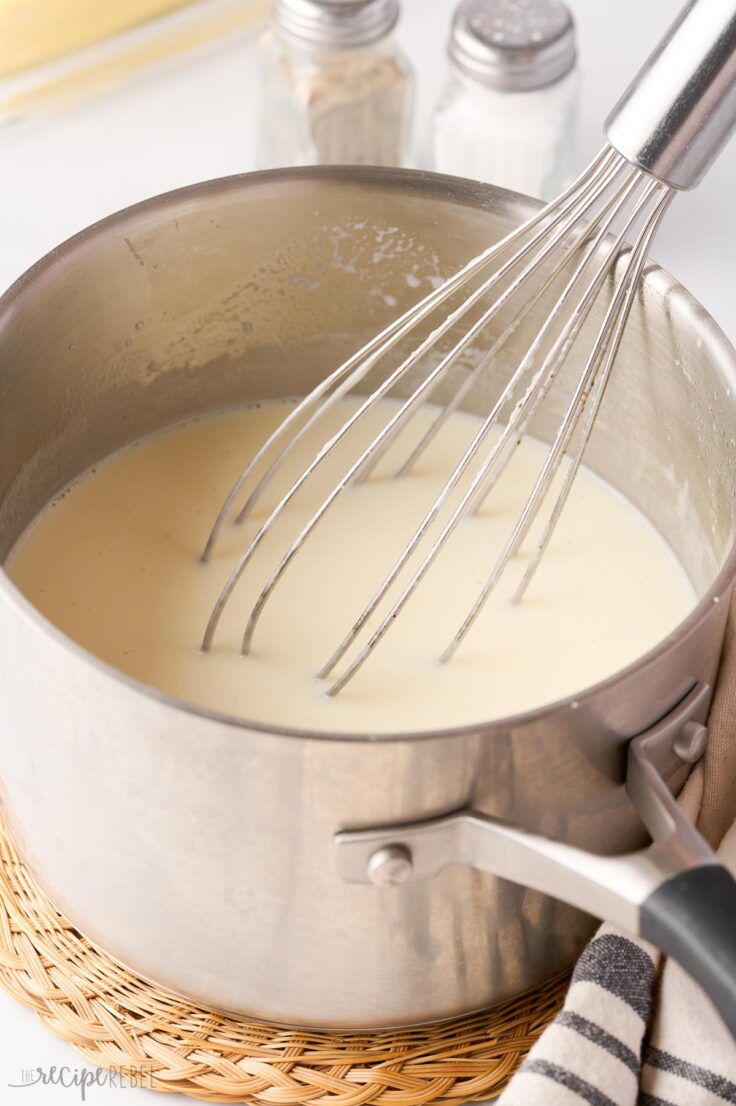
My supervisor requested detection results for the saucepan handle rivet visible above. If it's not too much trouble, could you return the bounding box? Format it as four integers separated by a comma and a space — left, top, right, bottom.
673, 721, 709, 765
367, 844, 413, 886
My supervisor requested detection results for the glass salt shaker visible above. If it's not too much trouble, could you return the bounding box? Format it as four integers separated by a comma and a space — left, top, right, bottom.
430, 0, 579, 200
257, 0, 414, 169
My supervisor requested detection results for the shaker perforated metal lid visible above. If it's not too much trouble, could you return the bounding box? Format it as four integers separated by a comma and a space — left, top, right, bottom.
273, 0, 400, 49
448, 0, 576, 92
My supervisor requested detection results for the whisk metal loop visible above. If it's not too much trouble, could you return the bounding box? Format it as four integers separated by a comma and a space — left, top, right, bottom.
201, 150, 628, 655
342, 153, 629, 489
317, 169, 654, 687
511, 191, 675, 608
200, 148, 615, 568
323, 179, 672, 694
234, 161, 636, 657
441, 186, 674, 665
201, 150, 673, 675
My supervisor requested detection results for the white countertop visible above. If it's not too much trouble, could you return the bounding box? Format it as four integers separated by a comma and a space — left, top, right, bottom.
2, 1, 735, 1101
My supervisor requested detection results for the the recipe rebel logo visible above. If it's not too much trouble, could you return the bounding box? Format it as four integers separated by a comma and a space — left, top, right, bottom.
9, 1064, 156, 1099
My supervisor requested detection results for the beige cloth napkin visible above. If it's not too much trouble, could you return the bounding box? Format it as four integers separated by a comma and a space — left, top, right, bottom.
498, 592, 736, 1105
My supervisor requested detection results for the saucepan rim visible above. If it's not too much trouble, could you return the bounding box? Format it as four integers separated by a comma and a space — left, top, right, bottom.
1, 165, 735, 744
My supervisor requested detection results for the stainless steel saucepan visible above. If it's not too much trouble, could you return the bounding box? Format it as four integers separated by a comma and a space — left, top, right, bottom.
1, 168, 736, 1031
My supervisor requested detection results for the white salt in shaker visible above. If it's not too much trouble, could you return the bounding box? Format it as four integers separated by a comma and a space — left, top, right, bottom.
430, 0, 578, 200
257, 0, 414, 169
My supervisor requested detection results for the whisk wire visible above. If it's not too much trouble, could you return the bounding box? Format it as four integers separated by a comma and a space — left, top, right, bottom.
202, 152, 627, 653
201, 150, 618, 565
440, 184, 673, 663
393, 199, 623, 481
202, 150, 618, 563
346, 155, 629, 489
236, 157, 633, 657
322, 177, 669, 693
464, 170, 646, 518
317, 170, 649, 687
511, 188, 675, 606
200, 144, 679, 698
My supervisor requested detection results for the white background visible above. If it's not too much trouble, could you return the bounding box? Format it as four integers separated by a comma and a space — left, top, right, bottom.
1, 1, 735, 1102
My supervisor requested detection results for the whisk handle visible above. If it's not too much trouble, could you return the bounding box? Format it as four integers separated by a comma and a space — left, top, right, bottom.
606, 0, 736, 189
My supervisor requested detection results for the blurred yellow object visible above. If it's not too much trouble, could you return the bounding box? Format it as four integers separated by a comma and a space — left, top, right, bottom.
0, 0, 205, 77
0, 0, 266, 117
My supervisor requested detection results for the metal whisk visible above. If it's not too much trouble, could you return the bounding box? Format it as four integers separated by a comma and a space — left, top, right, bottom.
202, 0, 736, 695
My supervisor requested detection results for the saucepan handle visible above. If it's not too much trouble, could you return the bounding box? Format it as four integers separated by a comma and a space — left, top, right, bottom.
628, 685, 736, 1035
639, 865, 736, 1035
333, 683, 736, 1037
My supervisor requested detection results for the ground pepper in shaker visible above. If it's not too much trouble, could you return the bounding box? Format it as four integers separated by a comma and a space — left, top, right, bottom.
257, 0, 414, 169
430, 0, 578, 200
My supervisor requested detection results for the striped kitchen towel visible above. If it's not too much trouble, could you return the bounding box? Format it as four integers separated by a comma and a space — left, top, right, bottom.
498, 593, 736, 1105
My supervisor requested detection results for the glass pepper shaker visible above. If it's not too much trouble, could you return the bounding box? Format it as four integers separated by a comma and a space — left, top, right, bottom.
430, 0, 579, 200
257, 0, 414, 169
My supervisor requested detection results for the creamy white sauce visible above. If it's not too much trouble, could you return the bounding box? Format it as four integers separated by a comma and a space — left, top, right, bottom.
7, 398, 696, 733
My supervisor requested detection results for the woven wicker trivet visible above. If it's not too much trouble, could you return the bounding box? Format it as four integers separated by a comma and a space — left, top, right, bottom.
0, 817, 568, 1105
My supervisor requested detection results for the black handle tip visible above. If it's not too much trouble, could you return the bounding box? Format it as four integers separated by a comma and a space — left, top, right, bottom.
641, 864, 736, 1039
